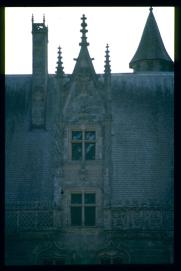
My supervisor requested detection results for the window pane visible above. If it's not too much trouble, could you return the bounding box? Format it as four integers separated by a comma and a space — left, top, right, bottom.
85, 143, 95, 160
71, 193, 82, 204
85, 193, 96, 204
72, 131, 82, 140
85, 131, 96, 141
84, 206, 95, 226
72, 143, 82, 160
71, 207, 82, 226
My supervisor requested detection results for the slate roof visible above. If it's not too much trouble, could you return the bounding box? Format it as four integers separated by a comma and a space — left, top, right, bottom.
5, 73, 174, 207
129, 8, 173, 67
110, 73, 174, 206
5, 75, 56, 204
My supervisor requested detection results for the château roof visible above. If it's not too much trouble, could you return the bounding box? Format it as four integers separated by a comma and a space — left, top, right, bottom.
129, 7, 173, 67
5, 72, 174, 205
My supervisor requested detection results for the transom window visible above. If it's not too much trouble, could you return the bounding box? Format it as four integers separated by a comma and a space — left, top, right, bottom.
71, 130, 96, 160
70, 192, 96, 226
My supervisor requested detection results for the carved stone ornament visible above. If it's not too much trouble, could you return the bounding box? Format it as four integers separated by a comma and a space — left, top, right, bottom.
112, 208, 164, 230
79, 163, 88, 181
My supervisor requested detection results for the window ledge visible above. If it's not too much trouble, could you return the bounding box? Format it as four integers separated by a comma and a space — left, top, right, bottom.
63, 226, 102, 232
65, 160, 103, 165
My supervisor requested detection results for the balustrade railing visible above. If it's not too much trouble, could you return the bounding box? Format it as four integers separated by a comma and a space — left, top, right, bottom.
5, 202, 173, 233
5, 202, 60, 232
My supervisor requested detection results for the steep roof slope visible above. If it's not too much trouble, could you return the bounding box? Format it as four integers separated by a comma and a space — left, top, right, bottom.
110, 73, 174, 206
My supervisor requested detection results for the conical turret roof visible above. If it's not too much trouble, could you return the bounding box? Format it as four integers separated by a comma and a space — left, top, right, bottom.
129, 7, 173, 71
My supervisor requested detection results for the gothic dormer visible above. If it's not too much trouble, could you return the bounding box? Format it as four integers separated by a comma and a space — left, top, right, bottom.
63, 15, 105, 123
129, 7, 174, 72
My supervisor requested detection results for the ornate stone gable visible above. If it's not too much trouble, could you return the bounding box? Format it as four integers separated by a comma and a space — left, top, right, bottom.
63, 78, 106, 123
61, 13, 107, 124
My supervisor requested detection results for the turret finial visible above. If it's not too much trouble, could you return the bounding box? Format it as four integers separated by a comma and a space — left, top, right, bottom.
104, 43, 111, 76
149, 6, 153, 12
32, 14, 34, 24
56, 46, 64, 78
79, 14, 89, 47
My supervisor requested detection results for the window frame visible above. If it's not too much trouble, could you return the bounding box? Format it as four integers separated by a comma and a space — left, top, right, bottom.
70, 128, 96, 161
70, 192, 96, 227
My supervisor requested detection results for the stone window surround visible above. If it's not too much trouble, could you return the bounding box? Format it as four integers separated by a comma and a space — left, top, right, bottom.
71, 130, 96, 160
62, 188, 100, 228
66, 124, 102, 161
70, 191, 96, 227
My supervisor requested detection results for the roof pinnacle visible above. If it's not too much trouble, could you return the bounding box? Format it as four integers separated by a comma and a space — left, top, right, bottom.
32, 14, 34, 23
104, 44, 111, 76
79, 14, 89, 47
43, 14, 45, 24
56, 46, 64, 78
149, 6, 153, 12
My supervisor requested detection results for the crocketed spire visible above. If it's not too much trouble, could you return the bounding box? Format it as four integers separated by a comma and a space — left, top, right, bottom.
56, 46, 64, 78
72, 15, 96, 82
104, 44, 111, 76
79, 14, 89, 47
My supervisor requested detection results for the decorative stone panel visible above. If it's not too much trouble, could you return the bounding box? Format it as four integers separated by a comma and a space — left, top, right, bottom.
6, 209, 54, 232
112, 208, 169, 230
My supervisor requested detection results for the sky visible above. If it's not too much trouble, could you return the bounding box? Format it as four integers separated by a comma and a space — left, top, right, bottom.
5, 7, 174, 74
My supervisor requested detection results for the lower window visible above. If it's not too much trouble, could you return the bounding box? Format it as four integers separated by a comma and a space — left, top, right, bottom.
70, 192, 96, 226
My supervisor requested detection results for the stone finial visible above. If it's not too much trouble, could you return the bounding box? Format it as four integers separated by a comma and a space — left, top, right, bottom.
149, 6, 153, 12
43, 14, 45, 24
79, 14, 89, 46
56, 46, 64, 78
104, 44, 111, 76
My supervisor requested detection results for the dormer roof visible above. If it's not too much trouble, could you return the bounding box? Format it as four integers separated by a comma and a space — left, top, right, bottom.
72, 14, 97, 82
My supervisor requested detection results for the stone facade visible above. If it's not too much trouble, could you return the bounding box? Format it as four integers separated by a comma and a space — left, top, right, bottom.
5, 10, 174, 265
